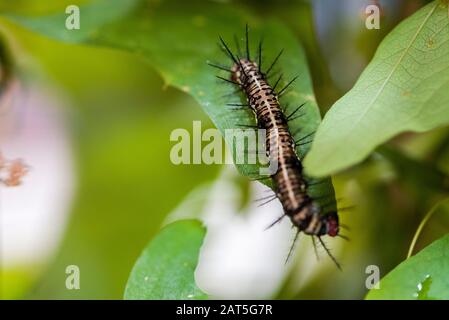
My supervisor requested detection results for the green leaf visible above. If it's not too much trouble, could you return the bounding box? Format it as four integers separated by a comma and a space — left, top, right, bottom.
305, 1, 449, 177
124, 219, 207, 300
0, 0, 336, 206
366, 232, 449, 300
4, 0, 140, 43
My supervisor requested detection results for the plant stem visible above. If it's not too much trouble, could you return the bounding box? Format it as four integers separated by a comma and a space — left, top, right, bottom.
407, 198, 449, 259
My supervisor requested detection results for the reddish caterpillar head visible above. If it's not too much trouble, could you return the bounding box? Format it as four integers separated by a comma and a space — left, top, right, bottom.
293, 204, 340, 238
319, 211, 339, 237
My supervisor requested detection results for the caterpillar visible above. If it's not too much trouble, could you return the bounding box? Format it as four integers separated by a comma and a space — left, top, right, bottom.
209, 25, 343, 268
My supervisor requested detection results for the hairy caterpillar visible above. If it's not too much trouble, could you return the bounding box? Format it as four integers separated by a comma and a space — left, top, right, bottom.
209, 26, 344, 268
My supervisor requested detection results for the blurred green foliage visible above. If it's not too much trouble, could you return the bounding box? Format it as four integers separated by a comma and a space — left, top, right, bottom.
1, 0, 449, 300
1, 17, 217, 299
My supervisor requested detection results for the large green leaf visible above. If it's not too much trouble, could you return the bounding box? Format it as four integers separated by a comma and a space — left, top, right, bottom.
366, 232, 449, 300
0, 0, 336, 205
124, 219, 207, 300
305, 1, 449, 177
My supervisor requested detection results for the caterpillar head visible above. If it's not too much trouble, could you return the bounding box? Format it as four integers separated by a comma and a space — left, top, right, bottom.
320, 211, 339, 237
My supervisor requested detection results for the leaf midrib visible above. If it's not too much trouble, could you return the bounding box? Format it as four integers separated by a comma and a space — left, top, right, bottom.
335, 2, 438, 140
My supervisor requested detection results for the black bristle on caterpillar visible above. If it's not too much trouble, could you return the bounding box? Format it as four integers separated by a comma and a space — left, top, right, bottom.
210, 25, 342, 269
